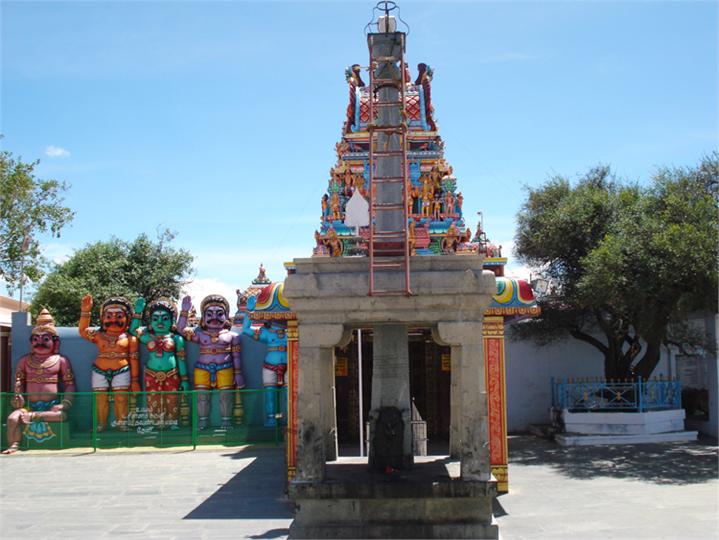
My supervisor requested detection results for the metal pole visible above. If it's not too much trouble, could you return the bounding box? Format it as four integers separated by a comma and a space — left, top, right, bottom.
18, 233, 30, 311
358, 328, 364, 457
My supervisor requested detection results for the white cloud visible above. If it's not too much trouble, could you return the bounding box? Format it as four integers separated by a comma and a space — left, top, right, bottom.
181, 277, 239, 309
41, 242, 75, 265
494, 239, 533, 281
45, 145, 71, 158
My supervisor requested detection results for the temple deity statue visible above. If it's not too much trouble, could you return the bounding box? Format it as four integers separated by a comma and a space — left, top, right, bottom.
415, 63, 437, 131
408, 220, 417, 255
177, 294, 243, 430
2, 309, 75, 454
442, 222, 460, 253
321, 194, 329, 221
353, 173, 367, 197
330, 191, 342, 221
242, 301, 288, 427
432, 192, 442, 220
79, 295, 139, 431
344, 63, 365, 133
324, 226, 343, 257
444, 190, 456, 218
421, 190, 432, 218
129, 298, 189, 427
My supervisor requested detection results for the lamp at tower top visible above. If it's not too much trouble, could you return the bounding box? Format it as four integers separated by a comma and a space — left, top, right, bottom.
365, 1, 410, 35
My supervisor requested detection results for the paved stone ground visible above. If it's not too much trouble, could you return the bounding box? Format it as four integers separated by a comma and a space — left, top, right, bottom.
496, 434, 718, 540
0, 445, 293, 540
0, 435, 716, 539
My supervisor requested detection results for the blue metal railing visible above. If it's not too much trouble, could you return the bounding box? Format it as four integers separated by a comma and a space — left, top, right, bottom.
551, 377, 681, 412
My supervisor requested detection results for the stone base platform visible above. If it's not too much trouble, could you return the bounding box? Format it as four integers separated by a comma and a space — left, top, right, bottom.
288, 456, 499, 539
556, 430, 698, 446
556, 408, 698, 445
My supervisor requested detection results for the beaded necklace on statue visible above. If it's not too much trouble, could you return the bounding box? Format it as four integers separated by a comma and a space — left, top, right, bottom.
27, 355, 59, 374
99, 332, 122, 345
206, 330, 221, 344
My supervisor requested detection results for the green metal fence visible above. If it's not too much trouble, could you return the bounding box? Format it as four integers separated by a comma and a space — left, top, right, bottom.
1, 389, 286, 451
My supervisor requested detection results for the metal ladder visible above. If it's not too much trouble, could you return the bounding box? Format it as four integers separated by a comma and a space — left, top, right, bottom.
367, 33, 412, 297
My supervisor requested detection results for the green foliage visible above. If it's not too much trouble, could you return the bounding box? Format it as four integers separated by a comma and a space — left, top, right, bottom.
0, 147, 74, 292
514, 154, 718, 379
31, 230, 193, 326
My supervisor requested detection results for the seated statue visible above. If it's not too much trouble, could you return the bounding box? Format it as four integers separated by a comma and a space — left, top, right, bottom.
2, 309, 75, 454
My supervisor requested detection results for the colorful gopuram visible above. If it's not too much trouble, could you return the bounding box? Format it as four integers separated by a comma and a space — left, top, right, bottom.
313, 57, 479, 258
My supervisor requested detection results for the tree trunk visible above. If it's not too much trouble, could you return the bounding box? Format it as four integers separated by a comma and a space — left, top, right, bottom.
603, 350, 633, 380
632, 336, 662, 380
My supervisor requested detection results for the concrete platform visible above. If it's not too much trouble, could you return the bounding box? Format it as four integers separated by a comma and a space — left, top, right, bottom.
289, 456, 498, 539
556, 430, 698, 446
561, 408, 688, 435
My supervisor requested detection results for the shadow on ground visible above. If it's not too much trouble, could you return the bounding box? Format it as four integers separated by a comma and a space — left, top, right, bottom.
508, 433, 718, 485
184, 445, 292, 523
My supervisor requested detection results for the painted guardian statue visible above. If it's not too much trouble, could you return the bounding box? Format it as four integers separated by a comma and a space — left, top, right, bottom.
129, 297, 189, 427
242, 296, 288, 427
2, 309, 76, 454
177, 294, 244, 429
79, 295, 140, 431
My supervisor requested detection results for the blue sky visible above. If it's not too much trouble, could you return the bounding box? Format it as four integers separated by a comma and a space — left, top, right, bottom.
2, 0, 717, 303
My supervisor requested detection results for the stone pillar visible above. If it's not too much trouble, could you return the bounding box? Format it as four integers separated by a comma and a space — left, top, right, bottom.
369, 323, 413, 470
432, 326, 462, 459
321, 350, 338, 461
449, 345, 462, 459
437, 321, 490, 481
294, 323, 344, 482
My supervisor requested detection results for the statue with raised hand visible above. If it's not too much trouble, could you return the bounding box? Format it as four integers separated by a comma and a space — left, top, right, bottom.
129, 297, 188, 428
2, 309, 75, 454
79, 294, 139, 431
177, 294, 244, 430
242, 299, 288, 427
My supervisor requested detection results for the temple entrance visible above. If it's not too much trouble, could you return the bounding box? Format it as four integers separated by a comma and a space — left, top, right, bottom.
334, 328, 451, 455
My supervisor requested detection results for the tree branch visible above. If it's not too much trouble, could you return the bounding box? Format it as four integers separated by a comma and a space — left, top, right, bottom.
570, 327, 609, 355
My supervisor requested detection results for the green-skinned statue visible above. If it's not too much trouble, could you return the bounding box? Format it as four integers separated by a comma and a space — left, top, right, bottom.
129, 298, 189, 428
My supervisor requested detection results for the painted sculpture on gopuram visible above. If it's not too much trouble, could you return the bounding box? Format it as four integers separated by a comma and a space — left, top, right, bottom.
129, 297, 189, 428
241, 282, 290, 427
177, 294, 243, 429
313, 57, 495, 258
79, 295, 139, 431
2, 309, 76, 454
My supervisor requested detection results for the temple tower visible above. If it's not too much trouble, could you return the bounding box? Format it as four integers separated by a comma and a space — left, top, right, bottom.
283, 3, 499, 538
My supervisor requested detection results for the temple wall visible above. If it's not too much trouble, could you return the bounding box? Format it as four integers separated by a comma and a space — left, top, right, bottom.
504, 328, 682, 433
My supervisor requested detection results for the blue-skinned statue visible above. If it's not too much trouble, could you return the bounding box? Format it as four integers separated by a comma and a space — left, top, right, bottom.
242, 295, 288, 427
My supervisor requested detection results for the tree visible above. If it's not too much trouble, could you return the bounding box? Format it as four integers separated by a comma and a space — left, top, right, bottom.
31, 230, 194, 326
514, 154, 718, 379
0, 147, 74, 293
